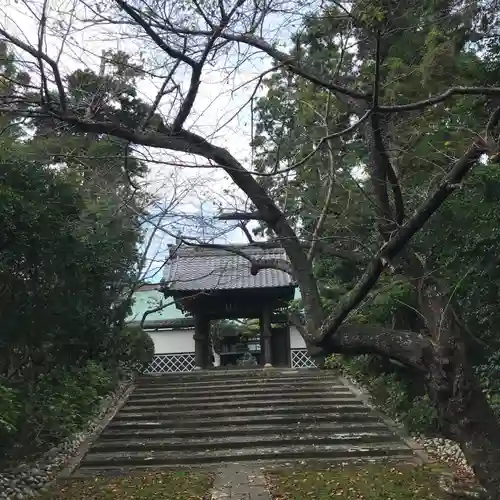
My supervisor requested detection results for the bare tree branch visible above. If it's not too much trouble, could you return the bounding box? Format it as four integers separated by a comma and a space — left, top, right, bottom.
364, 31, 405, 239
272, 109, 373, 176
320, 324, 431, 370
239, 222, 255, 243
250, 258, 293, 275
191, 0, 216, 28
140, 299, 175, 328
0, 28, 67, 112
116, 0, 196, 67
369, 109, 399, 236
141, 59, 181, 129
486, 105, 500, 140
318, 129, 497, 342
174, 236, 294, 275
368, 30, 404, 237
148, 25, 500, 113
387, 163, 405, 225
308, 93, 338, 262
379, 87, 500, 112
218, 210, 268, 221
220, 33, 369, 100
153, 25, 370, 100
224, 237, 366, 263
37, 0, 50, 106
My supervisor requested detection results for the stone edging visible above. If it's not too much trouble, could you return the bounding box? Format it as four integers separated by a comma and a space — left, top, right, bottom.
337, 375, 429, 464
0, 379, 134, 499
58, 381, 135, 478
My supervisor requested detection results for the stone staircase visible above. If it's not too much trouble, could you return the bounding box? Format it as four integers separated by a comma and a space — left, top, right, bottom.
73, 370, 418, 476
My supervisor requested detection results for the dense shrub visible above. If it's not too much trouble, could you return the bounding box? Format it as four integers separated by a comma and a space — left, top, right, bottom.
0, 383, 20, 442
0, 134, 143, 460
17, 362, 114, 448
114, 326, 155, 374
0, 339, 148, 459
475, 351, 500, 420
326, 354, 441, 435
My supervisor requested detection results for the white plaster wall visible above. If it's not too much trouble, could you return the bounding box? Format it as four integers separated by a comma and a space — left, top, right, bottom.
147, 328, 195, 354
289, 326, 307, 349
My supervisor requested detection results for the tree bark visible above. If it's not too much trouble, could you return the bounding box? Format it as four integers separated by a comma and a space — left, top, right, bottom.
419, 285, 500, 499
318, 324, 430, 370
429, 348, 500, 499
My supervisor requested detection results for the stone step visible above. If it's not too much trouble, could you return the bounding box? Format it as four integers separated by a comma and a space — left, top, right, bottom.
73, 372, 418, 476
99, 421, 389, 440
121, 398, 364, 413
114, 404, 371, 421
136, 369, 338, 384
106, 411, 380, 430
72, 455, 418, 478
135, 377, 332, 387
80, 442, 413, 468
138, 370, 338, 378
132, 380, 347, 393
128, 388, 353, 402
91, 431, 399, 453
135, 370, 327, 384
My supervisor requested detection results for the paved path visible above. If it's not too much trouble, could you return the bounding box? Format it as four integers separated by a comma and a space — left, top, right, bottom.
210, 464, 271, 500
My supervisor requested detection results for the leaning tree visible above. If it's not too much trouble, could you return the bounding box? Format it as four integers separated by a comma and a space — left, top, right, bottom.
1, 0, 500, 495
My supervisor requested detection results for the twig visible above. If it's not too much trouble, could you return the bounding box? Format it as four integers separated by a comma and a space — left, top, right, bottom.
0, 28, 67, 111
116, 0, 196, 67
37, 0, 50, 106
380, 86, 500, 112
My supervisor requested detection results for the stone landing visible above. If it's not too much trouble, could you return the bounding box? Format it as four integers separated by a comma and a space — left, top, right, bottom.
211, 464, 270, 500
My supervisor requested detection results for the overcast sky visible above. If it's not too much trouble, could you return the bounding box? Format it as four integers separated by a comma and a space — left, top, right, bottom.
1, 0, 306, 279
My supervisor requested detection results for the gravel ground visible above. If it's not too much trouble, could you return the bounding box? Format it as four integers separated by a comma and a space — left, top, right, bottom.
414, 437, 472, 474
0, 380, 132, 500
414, 437, 489, 499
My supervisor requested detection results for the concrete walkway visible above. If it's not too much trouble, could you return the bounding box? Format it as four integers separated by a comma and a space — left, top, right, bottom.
210, 464, 271, 500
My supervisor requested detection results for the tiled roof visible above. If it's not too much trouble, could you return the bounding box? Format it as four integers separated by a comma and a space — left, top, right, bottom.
163, 245, 294, 292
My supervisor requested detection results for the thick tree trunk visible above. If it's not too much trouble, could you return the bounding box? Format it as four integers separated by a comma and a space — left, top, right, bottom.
419, 282, 500, 499
429, 354, 500, 499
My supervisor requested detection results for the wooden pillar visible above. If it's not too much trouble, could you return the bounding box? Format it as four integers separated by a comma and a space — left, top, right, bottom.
193, 314, 210, 369
260, 307, 273, 368
206, 323, 213, 368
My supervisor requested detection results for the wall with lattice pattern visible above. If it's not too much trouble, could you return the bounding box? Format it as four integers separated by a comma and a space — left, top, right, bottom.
144, 353, 195, 373
291, 349, 317, 368
145, 349, 316, 372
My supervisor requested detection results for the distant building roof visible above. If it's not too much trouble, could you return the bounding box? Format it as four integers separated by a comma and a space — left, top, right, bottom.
163, 244, 294, 292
